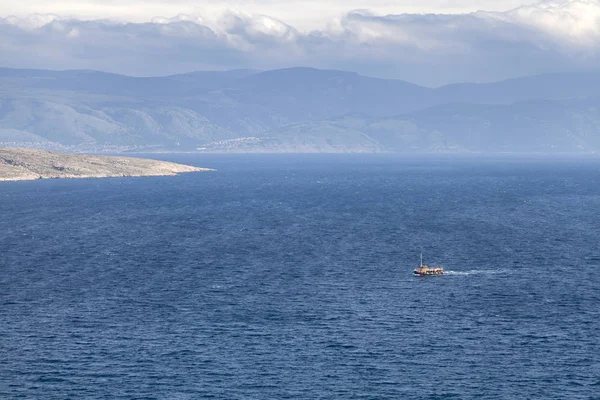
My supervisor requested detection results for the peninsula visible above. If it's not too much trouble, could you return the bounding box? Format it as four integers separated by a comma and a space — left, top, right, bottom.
0, 147, 211, 181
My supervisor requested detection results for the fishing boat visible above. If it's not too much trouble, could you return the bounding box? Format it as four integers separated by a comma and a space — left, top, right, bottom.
413, 254, 444, 276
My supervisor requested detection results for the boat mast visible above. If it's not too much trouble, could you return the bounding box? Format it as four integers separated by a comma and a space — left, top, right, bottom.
420, 253, 423, 267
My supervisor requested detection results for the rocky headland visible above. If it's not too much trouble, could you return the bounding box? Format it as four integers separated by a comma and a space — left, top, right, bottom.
0, 147, 211, 181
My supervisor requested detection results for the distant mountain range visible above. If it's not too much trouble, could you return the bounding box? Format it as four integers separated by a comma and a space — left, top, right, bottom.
2, 67, 600, 153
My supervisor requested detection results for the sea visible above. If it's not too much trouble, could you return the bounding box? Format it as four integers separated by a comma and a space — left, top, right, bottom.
1, 154, 599, 399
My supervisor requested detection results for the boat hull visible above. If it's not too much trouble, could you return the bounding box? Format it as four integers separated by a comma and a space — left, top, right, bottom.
413, 270, 444, 276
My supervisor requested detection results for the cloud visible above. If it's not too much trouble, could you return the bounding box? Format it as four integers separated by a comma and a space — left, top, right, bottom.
1, 0, 600, 86
2, 1, 541, 27
504, 0, 600, 45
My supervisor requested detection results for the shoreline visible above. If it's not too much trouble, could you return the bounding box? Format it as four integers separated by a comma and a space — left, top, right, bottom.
0, 147, 214, 182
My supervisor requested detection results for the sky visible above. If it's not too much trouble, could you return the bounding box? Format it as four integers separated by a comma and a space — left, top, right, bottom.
1, 0, 599, 86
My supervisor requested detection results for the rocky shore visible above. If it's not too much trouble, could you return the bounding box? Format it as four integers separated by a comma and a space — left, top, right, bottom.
0, 147, 211, 181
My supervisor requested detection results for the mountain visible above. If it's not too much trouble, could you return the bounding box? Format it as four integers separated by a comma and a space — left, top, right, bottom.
1, 66, 600, 153
270, 98, 600, 153
435, 72, 600, 105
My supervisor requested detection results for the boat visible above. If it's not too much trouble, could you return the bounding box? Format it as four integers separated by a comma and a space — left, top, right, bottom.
413, 254, 444, 276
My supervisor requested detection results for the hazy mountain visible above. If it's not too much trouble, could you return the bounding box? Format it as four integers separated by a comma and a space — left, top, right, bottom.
1, 67, 600, 153
435, 72, 600, 105
0, 68, 259, 97
282, 99, 600, 153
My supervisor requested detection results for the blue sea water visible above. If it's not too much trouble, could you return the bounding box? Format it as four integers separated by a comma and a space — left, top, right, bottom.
1, 154, 600, 399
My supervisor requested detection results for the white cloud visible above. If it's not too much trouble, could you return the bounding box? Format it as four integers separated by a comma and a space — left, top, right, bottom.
505, 0, 600, 45
2, 13, 60, 29
1, 0, 600, 85
1, 0, 541, 29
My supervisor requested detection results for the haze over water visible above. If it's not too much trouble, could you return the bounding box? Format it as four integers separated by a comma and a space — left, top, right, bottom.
1, 154, 599, 399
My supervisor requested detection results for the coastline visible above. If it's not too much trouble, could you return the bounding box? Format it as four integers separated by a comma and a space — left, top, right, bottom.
0, 147, 214, 182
